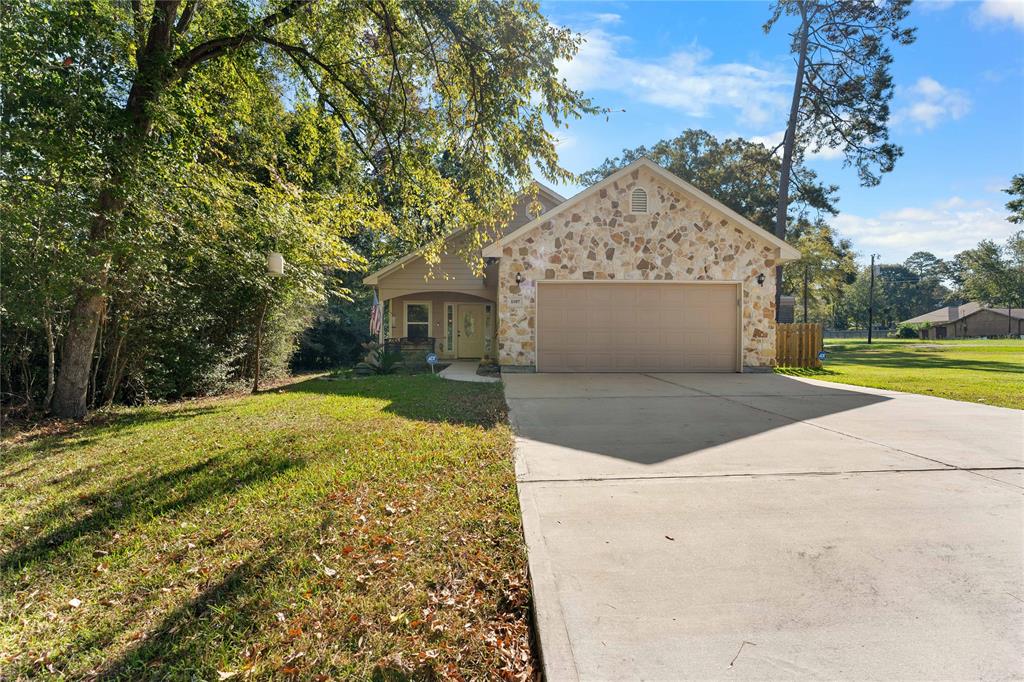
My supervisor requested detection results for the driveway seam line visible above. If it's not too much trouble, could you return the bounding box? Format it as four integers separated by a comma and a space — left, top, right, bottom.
517, 466, 1024, 485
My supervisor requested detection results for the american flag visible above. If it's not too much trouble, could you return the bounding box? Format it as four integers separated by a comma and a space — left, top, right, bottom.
369, 291, 382, 336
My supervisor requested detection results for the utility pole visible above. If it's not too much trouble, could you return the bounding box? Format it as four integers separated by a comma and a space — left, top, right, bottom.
868, 254, 879, 344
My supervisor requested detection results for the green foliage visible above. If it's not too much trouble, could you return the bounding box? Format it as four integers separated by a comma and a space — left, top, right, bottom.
783, 218, 857, 323
765, 0, 916, 187
361, 342, 404, 375
950, 231, 1024, 309
580, 129, 837, 231
1, 0, 592, 413
834, 254, 953, 330
893, 323, 927, 339
292, 289, 373, 370
1005, 174, 1024, 224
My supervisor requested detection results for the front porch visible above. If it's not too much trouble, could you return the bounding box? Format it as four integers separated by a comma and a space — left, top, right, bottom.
379, 291, 497, 362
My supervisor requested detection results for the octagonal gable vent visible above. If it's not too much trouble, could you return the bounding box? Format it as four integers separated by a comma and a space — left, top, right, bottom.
630, 187, 648, 213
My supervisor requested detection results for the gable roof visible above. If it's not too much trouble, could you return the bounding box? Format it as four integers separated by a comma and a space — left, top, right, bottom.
363, 183, 565, 286
481, 157, 801, 261
902, 301, 1024, 325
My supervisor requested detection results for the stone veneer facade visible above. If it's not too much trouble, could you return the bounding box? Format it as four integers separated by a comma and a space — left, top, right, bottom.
496, 166, 780, 369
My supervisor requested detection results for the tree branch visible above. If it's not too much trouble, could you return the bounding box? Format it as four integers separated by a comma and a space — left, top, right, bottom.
171, 0, 310, 81
175, 0, 199, 34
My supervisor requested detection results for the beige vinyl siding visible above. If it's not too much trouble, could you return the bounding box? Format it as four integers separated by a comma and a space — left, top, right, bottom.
378, 234, 494, 300
388, 292, 495, 359
375, 192, 562, 300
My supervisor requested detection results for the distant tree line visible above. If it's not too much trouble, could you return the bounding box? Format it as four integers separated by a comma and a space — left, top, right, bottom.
586, 131, 1024, 331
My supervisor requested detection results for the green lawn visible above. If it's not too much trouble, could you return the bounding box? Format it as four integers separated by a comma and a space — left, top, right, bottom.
0, 376, 532, 679
777, 338, 1024, 409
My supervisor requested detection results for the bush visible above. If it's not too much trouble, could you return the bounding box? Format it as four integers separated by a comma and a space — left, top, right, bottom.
361, 342, 404, 375
892, 323, 926, 338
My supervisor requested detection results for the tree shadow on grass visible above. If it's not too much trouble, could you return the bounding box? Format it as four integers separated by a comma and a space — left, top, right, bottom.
1, 405, 224, 469
834, 349, 1023, 374
775, 367, 841, 377
92, 551, 285, 680
282, 375, 508, 428
1, 448, 304, 572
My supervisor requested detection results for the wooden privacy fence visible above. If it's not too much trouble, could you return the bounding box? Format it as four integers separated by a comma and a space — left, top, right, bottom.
776, 323, 823, 368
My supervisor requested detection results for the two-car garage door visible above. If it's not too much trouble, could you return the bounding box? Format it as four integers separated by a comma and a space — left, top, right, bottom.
536, 282, 740, 372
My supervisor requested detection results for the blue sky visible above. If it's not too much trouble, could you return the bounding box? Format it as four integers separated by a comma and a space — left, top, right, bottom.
539, 0, 1024, 264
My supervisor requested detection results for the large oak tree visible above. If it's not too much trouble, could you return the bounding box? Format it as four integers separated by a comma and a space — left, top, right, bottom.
2, 0, 592, 417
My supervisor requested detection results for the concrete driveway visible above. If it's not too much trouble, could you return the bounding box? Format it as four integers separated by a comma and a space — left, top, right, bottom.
506, 373, 1024, 681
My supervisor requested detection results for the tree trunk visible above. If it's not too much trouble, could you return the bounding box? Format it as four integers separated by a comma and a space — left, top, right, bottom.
103, 330, 126, 406
90, 306, 107, 408
44, 311, 56, 412
51, 287, 108, 418
50, 187, 119, 418
49, 2, 178, 418
252, 298, 270, 394
774, 2, 811, 320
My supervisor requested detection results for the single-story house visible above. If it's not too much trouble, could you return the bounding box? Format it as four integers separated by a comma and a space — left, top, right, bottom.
901, 302, 1024, 339
363, 158, 800, 372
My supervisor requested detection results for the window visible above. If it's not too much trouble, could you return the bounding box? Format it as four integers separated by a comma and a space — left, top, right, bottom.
630, 187, 648, 213
405, 302, 430, 339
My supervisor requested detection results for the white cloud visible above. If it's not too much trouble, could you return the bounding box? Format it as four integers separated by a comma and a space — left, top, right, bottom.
592, 12, 622, 25
975, 0, 1024, 29
557, 29, 790, 126
893, 76, 971, 130
833, 198, 1017, 261
917, 0, 955, 11
748, 130, 784, 150
554, 134, 577, 150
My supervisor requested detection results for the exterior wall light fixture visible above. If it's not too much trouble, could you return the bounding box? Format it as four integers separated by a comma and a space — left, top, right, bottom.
515, 272, 524, 285
756, 273, 766, 286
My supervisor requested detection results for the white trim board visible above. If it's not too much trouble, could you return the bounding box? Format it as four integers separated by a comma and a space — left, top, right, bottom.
403, 300, 432, 340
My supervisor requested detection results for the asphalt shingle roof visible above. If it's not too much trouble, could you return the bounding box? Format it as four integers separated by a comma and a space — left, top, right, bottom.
902, 302, 1024, 325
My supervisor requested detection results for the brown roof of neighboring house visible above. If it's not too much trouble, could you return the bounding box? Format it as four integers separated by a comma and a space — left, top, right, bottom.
901, 302, 1024, 325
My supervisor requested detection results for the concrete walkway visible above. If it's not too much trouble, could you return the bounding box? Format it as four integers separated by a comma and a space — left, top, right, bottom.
438, 359, 499, 383
507, 373, 1024, 681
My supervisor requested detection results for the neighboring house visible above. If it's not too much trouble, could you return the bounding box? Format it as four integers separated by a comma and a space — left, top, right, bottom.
363, 158, 800, 372
901, 302, 1024, 339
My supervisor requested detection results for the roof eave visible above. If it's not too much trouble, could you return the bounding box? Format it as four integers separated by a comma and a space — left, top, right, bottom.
484, 158, 803, 263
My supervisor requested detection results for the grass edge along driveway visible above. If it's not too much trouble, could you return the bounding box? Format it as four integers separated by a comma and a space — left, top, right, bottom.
777, 338, 1024, 409
0, 375, 533, 680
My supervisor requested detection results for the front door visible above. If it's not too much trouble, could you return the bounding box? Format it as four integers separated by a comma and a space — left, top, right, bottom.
457, 304, 486, 358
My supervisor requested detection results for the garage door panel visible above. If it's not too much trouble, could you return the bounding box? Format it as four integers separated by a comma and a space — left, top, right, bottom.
635, 308, 663, 327
607, 287, 636, 306
562, 309, 586, 327
537, 283, 739, 372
